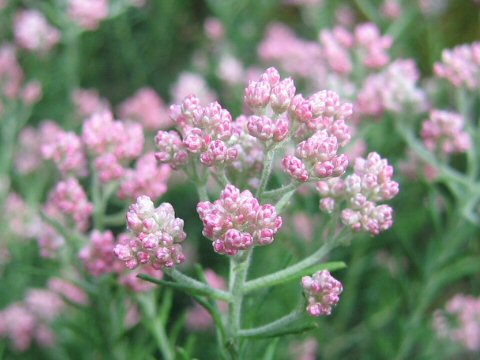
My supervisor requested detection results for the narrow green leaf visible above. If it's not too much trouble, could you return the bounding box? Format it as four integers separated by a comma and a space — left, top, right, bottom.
137, 274, 214, 298
243, 322, 318, 339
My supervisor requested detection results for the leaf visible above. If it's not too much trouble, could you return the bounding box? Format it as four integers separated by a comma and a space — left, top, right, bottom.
242, 322, 318, 339
137, 274, 215, 298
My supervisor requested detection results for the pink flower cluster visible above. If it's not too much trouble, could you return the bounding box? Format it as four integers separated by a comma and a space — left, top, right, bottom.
0, 289, 64, 351
155, 95, 238, 168
320, 23, 392, 74
434, 42, 480, 90
244, 68, 294, 143
171, 72, 217, 104
434, 294, 480, 351
73, 88, 110, 120
0, 44, 22, 100
228, 115, 264, 184
48, 278, 89, 306
119, 153, 171, 201
15, 122, 60, 174
302, 270, 343, 316
114, 196, 186, 269
82, 111, 144, 182
357, 59, 427, 117
41, 127, 88, 177
3, 193, 39, 240
14, 9, 60, 52
0, 45, 41, 110
80, 230, 160, 292
258, 23, 324, 78
68, 0, 109, 31
119, 87, 172, 131
259, 22, 391, 85
317, 152, 399, 235
197, 185, 282, 255
286, 100, 352, 182
79, 230, 120, 277
421, 110, 471, 154
45, 177, 93, 232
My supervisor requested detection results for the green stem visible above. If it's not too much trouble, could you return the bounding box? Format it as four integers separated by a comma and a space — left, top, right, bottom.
137, 294, 174, 360
197, 185, 209, 202
243, 237, 340, 294
456, 88, 478, 180
262, 182, 297, 200
256, 149, 275, 198
395, 121, 474, 190
238, 309, 305, 338
167, 269, 232, 302
395, 216, 470, 360
103, 211, 127, 226
227, 249, 253, 356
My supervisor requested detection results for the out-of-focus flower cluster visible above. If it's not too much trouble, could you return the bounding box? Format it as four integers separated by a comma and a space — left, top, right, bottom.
82, 111, 144, 183
434, 42, 480, 90
434, 294, 480, 352
421, 110, 471, 155
0, 45, 42, 114
0, 289, 64, 351
357, 59, 428, 117
14, 9, 60, 53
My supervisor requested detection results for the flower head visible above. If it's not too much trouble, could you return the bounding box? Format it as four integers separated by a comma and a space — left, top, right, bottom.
302, 270, 343, 316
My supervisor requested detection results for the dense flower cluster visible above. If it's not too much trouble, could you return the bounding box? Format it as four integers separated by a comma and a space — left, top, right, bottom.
259, 22, 392, 93
119, 87, 171, 130
114, 196, 186, 269
48, 278, 89, 306
0, 289, 64, 351
0, 44, 42, 113
259, 23, 323, 78
41, 127, 88, 177
14, 9, 60, 52
421, 110, 471, 155
16, 122, 60, 174
82, 111, 144, 182
197, 185, 282, 255
434, 42, 480, 90
171, 72, 217, 104
320, 23, 392, 74
73, 88, 110, 119
68, 0, 109, 30
119, 153, 171, 201
357, 59, 427, 117
79, 230, 120, 277
302, 270, 343, 316
434, 294, 480, 351
45, 177, 94, 232
317, 152, 399, 235
155, 95, 238, 168
3, 193, 39, 239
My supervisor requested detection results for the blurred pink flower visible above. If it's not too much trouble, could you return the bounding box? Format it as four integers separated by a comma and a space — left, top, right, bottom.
68, 0, 109, 30
119, 87, 171, 130
14, 10, 60, 52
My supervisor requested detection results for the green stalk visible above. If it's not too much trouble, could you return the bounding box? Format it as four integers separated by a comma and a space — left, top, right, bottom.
238, 309, 305, 338
227, 249, 253, 358
256, 149, 275, 198
137, 294, 175, 360
243, 237, 340, 294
